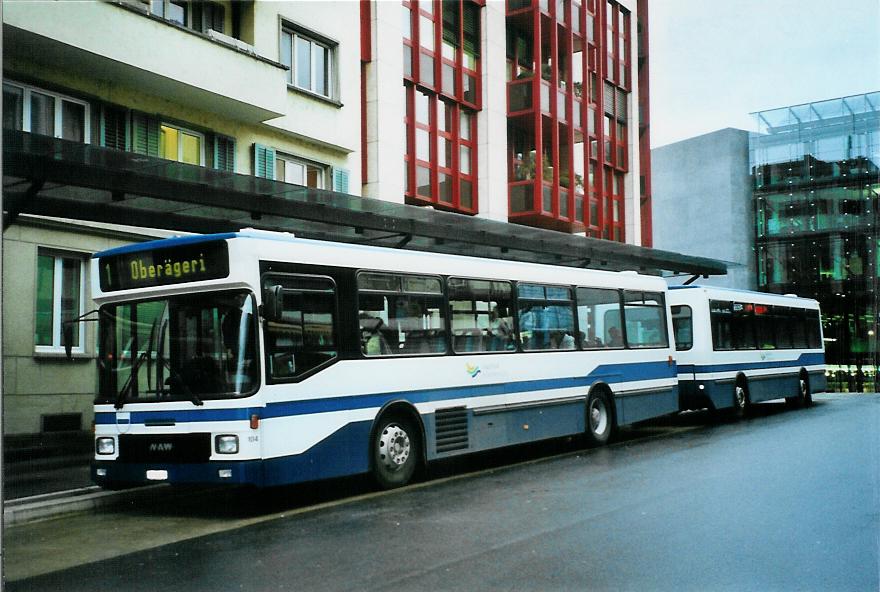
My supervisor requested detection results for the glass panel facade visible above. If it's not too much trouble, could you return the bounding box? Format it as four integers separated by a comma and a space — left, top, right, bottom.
751, 92, 880, 389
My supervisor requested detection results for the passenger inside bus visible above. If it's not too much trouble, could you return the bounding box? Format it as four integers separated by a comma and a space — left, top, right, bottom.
607, 326, 624, 347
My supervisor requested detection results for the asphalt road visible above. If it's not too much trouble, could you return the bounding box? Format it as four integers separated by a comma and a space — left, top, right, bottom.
6, 394, 879, 591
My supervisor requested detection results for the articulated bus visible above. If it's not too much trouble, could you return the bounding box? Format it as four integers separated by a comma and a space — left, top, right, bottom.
90, 229, 679, 489
667, 285, 826, 416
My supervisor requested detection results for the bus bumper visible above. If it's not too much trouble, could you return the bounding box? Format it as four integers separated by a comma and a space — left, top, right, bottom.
92, 460, 266, 488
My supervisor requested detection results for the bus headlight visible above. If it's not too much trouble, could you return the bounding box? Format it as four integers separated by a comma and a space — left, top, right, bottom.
215, 435, 239, 454
96, 437, 115, 455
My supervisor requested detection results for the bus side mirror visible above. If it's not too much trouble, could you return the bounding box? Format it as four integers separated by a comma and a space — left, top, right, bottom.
262, 285, 284, 322
62, 323, 74, 360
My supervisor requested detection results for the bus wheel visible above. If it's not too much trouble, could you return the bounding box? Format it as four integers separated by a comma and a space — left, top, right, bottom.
732, 380, 750, 419
585, 390, 614, 446
372, 414, 419, 489
800, 374, 812, 407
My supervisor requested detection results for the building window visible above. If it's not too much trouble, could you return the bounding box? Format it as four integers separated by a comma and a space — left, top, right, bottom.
404, 85, 478, 213
159, 123, 204, 165
2, 82, 90, 143
35, 251, 86, 353
405, 0, 481, 108
275, 155, 327, 189
150, 1, 225, 34
281, 25, 336, 99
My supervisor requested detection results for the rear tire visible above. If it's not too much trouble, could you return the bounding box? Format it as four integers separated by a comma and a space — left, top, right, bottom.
371, 414, 420, 489
732, 379, 750, 419
585, 389, 614, 446
800, 374, 813, 407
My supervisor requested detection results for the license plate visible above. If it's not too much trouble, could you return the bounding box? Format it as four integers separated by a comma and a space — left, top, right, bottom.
146, 470, 169, 481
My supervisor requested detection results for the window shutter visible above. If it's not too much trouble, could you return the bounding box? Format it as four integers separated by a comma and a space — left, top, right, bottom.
442, 1, 459, 47
463, 3, 480, 57
616, 88, 627, 122
603, 82, 615, 116
131, 111, 159, 156
210, 2, 225, 33
191, 2, 204, 32
332, 167, 350, 193
213, 134, 236, 172
101, 105, 128, 151
253, 143, 276, 179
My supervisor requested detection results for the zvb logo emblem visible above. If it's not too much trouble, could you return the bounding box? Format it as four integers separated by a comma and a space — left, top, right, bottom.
465, 363, 481, 378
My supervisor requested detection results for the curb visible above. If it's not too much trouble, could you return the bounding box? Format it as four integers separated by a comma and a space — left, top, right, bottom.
4, 484, 169, 526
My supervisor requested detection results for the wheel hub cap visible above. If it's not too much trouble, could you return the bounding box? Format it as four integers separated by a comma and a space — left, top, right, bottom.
378, 425, 410, 471
590, 400, 607, 434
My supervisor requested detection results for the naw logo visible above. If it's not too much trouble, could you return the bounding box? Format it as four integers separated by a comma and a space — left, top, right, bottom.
465, 363, 481, 378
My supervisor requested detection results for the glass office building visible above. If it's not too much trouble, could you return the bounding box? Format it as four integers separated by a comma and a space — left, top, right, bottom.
751, 92, 880, 391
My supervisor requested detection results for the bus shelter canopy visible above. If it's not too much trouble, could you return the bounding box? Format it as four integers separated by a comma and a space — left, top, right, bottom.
3, 130, 726, 276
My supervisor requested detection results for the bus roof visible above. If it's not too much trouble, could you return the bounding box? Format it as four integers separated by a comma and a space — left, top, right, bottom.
93, 229, 670, 290
669, 285, 819, 307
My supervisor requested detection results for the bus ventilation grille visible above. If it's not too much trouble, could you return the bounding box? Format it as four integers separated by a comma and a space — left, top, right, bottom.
435, 407, 469, 453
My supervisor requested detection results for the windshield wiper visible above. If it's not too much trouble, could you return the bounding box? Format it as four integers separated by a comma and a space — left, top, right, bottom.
115, 348, 150, 410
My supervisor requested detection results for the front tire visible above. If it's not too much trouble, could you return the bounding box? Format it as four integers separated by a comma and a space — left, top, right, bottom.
371, 414, 419, 489
585, 389, 614, 446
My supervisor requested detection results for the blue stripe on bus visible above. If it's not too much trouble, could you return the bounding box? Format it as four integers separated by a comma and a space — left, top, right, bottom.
683, 352, 824, 375
95, 360, 674, 425
93, 233, 239, 258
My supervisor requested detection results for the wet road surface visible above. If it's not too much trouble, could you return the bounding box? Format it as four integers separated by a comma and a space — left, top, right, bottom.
6, 394, 879, 591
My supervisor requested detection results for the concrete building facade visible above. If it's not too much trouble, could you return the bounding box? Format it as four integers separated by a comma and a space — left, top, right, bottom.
651, 128, 754, 289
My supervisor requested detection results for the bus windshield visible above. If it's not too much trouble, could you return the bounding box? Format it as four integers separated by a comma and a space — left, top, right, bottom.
96, 290, 258, 405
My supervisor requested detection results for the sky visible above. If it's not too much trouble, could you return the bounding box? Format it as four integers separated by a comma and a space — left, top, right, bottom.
648, 0, 880, 148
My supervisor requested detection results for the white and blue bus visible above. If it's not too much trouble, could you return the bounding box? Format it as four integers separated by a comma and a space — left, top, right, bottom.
90, 229, 679, 489
668, 285, 826, 416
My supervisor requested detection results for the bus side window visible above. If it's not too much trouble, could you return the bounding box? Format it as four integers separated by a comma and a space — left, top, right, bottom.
262, 275, 337, 380
448, 278, 515, 353
622, 291, 668, 349
357, 272, 447, 356
576, 287, 622, 349
518, 284, 575, 351
670, 305, 693, 351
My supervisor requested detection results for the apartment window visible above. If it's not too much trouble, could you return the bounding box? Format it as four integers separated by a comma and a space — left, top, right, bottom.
404, 85, 478, 213
151, 1, 225, 34
3, 82, 89, 143
275, 155, 327, 189
159, 124, 204, 165
281, 26, 336, 99
151, 0, 186, 24
35, 251, 86, 353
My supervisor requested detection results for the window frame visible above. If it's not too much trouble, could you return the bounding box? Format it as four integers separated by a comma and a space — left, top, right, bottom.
34, 250, 87, 356
575, 286, 624, 350
621, 290, 669, 349
275, 153, 329, 189
3, 81, 91, 144
280, 22, 338, 101
670, 305, 693, 351
404, 84, 479, 214
159, 122, 206, 166
356, 271, 448, 358
447, 276, 516, 355
150, 0, 226, 34
261, 272, 339, 384
516, 282, 577, 352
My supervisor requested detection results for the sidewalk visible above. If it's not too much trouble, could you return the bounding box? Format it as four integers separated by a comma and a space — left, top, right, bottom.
2, 432, 164, 526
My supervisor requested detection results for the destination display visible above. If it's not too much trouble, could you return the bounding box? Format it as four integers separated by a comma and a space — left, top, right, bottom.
99, 240, 230, 292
